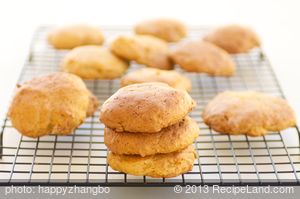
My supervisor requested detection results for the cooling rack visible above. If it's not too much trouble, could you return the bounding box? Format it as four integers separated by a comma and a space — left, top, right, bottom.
0, 26, 299, 186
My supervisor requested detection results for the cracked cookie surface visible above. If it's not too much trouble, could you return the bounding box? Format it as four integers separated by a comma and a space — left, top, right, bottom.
104, 116, 199, 156
170, 41, 235, 76
100, 82, 196, 133
202, 91, 296, 136
9, 72, 99, 137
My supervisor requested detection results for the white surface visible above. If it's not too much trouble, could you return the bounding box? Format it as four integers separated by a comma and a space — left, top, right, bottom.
0, 0, 300, 121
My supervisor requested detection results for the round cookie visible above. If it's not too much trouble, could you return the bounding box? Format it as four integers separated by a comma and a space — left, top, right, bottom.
108, 145, 196, 178
62, 45, 128, 79
134, 18, 187, 42
203, 24, 261, 54
100, 82, 196, 133
170, 41, 235, 76
110, 35, 173, 70
121, 68, 191, 91
202, 91, 296, 136
105, 116, 199, 156
48, 24, 105, 49
8, 72, 99, 138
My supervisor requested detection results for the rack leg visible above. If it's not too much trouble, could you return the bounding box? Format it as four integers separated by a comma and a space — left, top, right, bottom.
298, 127, 300, 151
0, 126, 2, 159
0, 119, 5, 159
259, 51, 265, 61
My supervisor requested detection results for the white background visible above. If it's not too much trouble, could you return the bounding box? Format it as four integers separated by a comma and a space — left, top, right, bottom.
0, 0, 300, 121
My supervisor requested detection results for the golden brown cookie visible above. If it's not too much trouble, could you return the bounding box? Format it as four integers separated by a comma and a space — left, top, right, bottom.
110, 35, 173, 70
120, 68, 191, 91
87, 92, 99, 117
8, 72, 99, 138
105, 116, 199, 156
202, 91, 296, 136
108, 145, 196, 178
48, 24, 105, 49
61, 45, 128, 79
134, 18, 187, 42
100, 82, 196, 133
170, 41, 235, 76
203, 24, 261, 54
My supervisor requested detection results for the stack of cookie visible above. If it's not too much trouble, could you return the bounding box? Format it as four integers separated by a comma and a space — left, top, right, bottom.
100, 82, 199, 178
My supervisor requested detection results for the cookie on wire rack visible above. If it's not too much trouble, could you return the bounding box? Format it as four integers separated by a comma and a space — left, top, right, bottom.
203, 24, 261, 54
8, 72, 99, 137
100, 82, 196, 133
170, 40, 236, 76
120, 67, 191, 91
202, 91, 296, 136
108, 145, 196, 178
111, 35, 173, 70
134, 18, 187, 42
48, 24, 105, 49
104, 116, 199, 157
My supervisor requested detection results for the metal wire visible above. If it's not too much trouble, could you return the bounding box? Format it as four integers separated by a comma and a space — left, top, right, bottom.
0, 26, 299, 186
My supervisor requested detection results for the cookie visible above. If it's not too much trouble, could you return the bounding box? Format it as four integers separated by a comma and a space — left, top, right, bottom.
105, 116, 199, 156
170, 41, 235, 76
120, 68, 191, 91
203, 24, 261, 54
8, 72, 99, 137
110, 35, 173, 70
48, 24, 105, 49
62, 45, 128, 79
108, 145, 196, 178
87, 92, 99, 117
134, 18, 187, 42
100, 82, 196, 133
202, 91, 296, 136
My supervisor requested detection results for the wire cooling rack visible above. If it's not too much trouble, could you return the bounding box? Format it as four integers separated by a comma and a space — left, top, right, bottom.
0, 26, 299, 186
